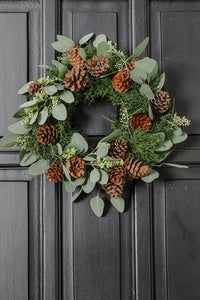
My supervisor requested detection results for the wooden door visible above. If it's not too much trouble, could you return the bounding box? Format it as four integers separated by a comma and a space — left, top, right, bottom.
0, 1, 199, 300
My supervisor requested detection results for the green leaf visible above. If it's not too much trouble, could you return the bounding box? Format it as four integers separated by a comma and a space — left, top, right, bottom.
70, 187, 82, 202
157, 145, 176, 163
98, 170, 108, 185
51, 60, 64, 71
18, 81, 34, 94
156, 139, 173, 152
153, 132, 165, 141
57, 85, 64, 91
171, 132, 188, 144
8, 122, 31, 134
57, 143, 62, 155
57, 35, 74, 51
60, 90, 74, 103
19, 149, 26, 163
156, 73, 165, 92
132, 37, 149, 57
135, 57, 158, 77
30, 111, 38, 125
72, 177, 86, 186
79, 48, 86, 61
44, 85, 57, 95
90, 196, 104, 217
64, 180, 76, 193
13, 108, 26, 118
130, 67, 147, 84
82, 177, 96, 193
97, 41, 111, 58
140, 84, 154, 100
28, 159, 50, 175
20, 152, 39, 166
90, 168, 100, 183
58, 66, 68, 79
19, 100, 37, 108
93, 34, 107, 48
148, 102, 154, 120
141, 169, 159, 183
110, 197, 125, 213
62, 165, 71, 181
67, 133, 88, 154
79, 33, 94, 45
173, 127, 182, 136
83, 156, 95, 161
52, 103, 67, 120
100, 129, 122, 143
164, 163, 189, 169
97, 143, 109, 158
51, 42, 66, 53
1, 134, 20, 144
1, 141, 19, 148
37, 110, 48, 125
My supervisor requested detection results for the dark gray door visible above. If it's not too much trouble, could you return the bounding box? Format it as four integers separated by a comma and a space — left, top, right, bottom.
0, 1, 199, 300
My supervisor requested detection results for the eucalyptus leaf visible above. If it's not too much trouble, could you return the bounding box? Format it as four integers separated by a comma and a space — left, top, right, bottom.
37, 110, 48, 125
141, 170, 159, 183
83, 156, 95, 161
28, 159, 50, 176
156, 73, 165, 92
79, 48, 86, 61
18, 81, 34, 94
140, 84, 154, 100
1, 141, 19, 148
44, 85, 57, 95
72, 177, 86, 186
51, 60, 64, 71
156, 146, 176, 163
70, 187, 83, 202
19, 149, 26, 163
98, 170, 108, 185
171, 132, 188, 144
20, 152, 39, 166
51, 41, 67, 53
110, 197, 125, 213
82, 177, 96, 194
8, 122, 31, 134
67, 133, 88, 154
64, 180, 76, 193
90, 196, 104, 217
52, 103, 67, 120
156, 139, 173, 152
93, 34, 107, 48
60, 90, 74, 103
164, 163, 189, 169
97, 143, 108, 158
79, 32, 94, 45
1, 134, 20, 144
132, 37, 149, 57
97, 41, 111, 58
135, 57, 158, 76
130, 67, 147, 84
62, 165, 71, 181
173, 127, 182, 136
13, 108, 26, 118
90, 168, 100, 183
30, 111, 38, 125
148, 102, 154, 120
57, 85, 64, 91
57, 35, 74, 51
19, 100, 37, 108
57, 143, 62, 155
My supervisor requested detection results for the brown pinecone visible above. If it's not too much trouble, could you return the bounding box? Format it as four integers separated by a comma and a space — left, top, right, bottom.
46, 162, 65, 183
112, 71, 132, 92
108, 139, 128, 160
86, 55, 109, 77
124, 58, 139, 72
151, 91, 171, 113
124, 157, 150, 180
36, 124, 58, 146
130, 112, 152, 131
106, 181, 125, 199
66, 156, 86, 178
28, 80, 41, 95
63, 67, 88, 92
67, 44, 85, 68
107, 166, 125, 184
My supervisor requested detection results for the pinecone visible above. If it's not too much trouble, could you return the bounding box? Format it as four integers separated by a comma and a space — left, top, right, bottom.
66, 156, 86, 178
107, 166, 125, 184
63, 67, 88, 92
124, 157, 150, 180
130, 112, 152, 131
106, 182, 125, 199
108, 139, 128, 160
151, 91, 171, 113
36, 124, 58, 146
67, 44, 85, 68
112, 71, 132, 92
46, 162, 65, 183
28, 80, 41, 95
124, 58, 139, 72
86, 55, 109, 77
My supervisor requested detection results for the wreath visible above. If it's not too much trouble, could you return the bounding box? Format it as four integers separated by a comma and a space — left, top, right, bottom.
1, 33, 190, 217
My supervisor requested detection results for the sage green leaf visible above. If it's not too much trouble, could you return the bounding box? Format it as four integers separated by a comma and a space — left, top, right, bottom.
20, 152, 39, 166
62, 165, 71, 181
130, 67, 147, 84
51, 41, 66, 53
148, 102, 154, 120
68, 133, 88, 153
79, 48, 86, 61
13, 108, 26, 118
70, 187, 82, 202
30, 111, 38, 125
79, 32, 94, 45
52, 103, 67, 120
82, 177, 96, 194
171, 132, 188, 144
90, 196, 104, 217
140, 84, 154, 100
64, 180, 76, 193
72, 177, 86, 186
153, 132, 165, 141
164, 163, 189, 169
83, 156, 95, 161
44, 85, 57, 95
37, 110, 48, 125
98, 170, 108, 185
110, 197, 125, 213
1, 141, 19, 148
19, 100, 37, 108
57, 85, 64, 91
90, 168, 100, 183
57, 35, 74, 51
97, 41, 111, 58
100, 129, 122, 143
18, 81, 34, 94
141, 170, 159, 183
97, 142, 108, 158
60, 90, 74, 103
135, 57, 158, 76
157, 145, 176, 163
132, 37, 149, 57
28, 159, 50, 176
57, 143, 62, 155
8, 122, 31, 134
19, 149, 26, 163
93, 34, 107, 47
156, 139, 173, 152
1, 134, 20, 144
156, 72, 165, 92
51, 59, 64, 71
173, 127, 182, 136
